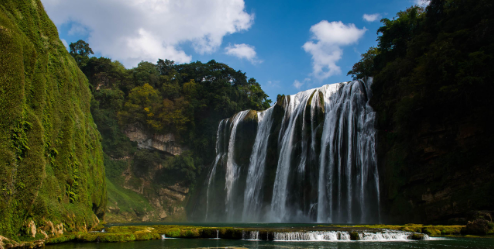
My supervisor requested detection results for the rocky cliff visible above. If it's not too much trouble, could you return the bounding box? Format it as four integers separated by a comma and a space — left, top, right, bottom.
0, 0, 106, 239
101, 125, 189, 223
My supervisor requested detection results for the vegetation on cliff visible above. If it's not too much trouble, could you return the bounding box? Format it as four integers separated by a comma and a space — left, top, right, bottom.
348, 0, 494, 223
0, 0, 106, 239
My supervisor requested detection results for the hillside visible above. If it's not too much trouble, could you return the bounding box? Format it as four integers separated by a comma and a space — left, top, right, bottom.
0, 0, 106, 240
69, 48, 271, 222
348, 0, 494, 223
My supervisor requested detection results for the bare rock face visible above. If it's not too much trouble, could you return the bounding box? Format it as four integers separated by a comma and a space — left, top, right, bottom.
124, 126, 186, 155
26, 220, 36, 238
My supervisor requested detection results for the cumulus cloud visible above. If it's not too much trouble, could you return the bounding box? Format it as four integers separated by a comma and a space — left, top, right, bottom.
41, 0, 254, 67
303, 21, 366, 80
363, 13, 381, 22
225, 43, 261, 64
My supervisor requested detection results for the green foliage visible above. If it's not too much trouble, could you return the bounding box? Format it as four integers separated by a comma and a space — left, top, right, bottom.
347, 47, 379, 80
0, 0, 106, 238
172, 152, 196, 182
69, 40, 94, 68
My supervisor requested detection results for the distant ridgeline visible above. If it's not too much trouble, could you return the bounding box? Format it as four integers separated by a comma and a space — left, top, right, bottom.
0, 0, 106, 239
194, 80, 380, 224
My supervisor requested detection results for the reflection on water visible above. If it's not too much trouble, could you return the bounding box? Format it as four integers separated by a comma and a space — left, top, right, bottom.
46, 237, 494, 249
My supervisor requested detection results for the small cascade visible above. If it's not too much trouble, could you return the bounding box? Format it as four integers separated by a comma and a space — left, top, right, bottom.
204, 79, 380, 223
271, 230, 428, 241
273, 231, 350, 241
247, 231, 260, 240
359, 230, 418, 241
216, 229, 219, 239
161, 234, 166, 240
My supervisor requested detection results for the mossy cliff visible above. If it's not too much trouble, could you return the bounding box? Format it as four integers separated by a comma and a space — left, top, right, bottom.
0, 0, 106, 240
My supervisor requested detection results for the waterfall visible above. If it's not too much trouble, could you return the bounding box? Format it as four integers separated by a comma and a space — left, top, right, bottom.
205, 120, 226, 221
271, 89, 315, 221
204, 79, 380, 223
225, 110, 249, 221
242, 107, 274, 221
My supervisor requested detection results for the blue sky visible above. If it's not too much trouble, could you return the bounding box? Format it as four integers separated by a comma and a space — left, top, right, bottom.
42, 0, 427, 101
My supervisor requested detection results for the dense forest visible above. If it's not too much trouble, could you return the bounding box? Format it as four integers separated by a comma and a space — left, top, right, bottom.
69, 40, 272, 221
348, 0, 494, 223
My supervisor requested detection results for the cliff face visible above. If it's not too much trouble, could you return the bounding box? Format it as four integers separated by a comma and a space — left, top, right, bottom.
103, 125, 189, 223
105, 154, 189, 223
0, 0, 106, 239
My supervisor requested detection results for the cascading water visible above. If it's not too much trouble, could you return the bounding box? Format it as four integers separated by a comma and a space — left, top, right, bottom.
242, 107, 275, 221
204, 79, 380, 223
225, 111, 250, 221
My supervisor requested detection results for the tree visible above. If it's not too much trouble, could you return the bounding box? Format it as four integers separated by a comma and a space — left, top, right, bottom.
118, 83, 160, 128
69, 40, 94, 67
347, 47, 380, 80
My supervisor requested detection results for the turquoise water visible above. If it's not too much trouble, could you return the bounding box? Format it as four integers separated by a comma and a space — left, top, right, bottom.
46, 237, 494, 249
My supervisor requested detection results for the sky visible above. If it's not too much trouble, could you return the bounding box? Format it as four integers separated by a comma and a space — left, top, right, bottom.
41, 0, 429, 101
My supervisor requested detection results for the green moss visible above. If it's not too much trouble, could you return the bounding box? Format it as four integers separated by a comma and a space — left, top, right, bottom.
45, 234, 77, 244
0, 0, 106, 238
77, 233, 136, 242
350, 231, 360, 240
411, 233, 426, 240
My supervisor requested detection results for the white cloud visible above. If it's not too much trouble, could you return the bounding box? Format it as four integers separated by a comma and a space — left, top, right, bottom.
363, 13, 381, 22
414, 0, 431, 7
293, 80, 303, 89
225, 43, 261, 64
293, 78, 311, 89
41, 0, 254, 67
303, 21, 366, 80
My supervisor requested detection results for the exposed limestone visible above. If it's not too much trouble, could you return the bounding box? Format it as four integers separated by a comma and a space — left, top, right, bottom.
168, 183, 189, 194
26, 220, 36, 238
39, 230, 48, 239
124, 126, 186, 155
159, 210, 168, 219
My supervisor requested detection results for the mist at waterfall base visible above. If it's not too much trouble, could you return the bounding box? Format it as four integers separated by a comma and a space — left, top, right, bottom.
202, 79, 380, 224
